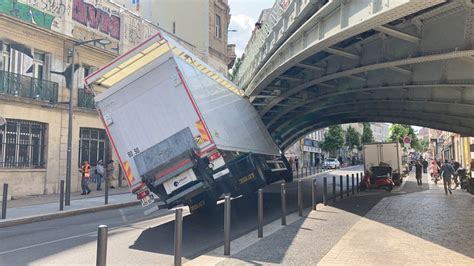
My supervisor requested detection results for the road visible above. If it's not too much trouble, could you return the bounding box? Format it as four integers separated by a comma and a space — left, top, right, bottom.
0, 166, 363, 265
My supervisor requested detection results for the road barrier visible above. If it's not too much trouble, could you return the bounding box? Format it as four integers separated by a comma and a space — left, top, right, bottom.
332, 176, 336, 203
298, 180, 303, 217
96, 225, 108, 266
2, 183, 7, 219
105, 180, 109, 205
346, 174, 350, 197
311, 178, 317, 211
174, 208, 183, 266
340, 175, 343, 199
323, 177, 327, 206
352, 174, 355, 195
281, 183, 286, 225
224, 196, 231, 256
59, 180, 65, 211
258, 189, 263, 238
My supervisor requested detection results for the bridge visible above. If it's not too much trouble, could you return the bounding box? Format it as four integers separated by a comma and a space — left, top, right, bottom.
235, 0, 474, 150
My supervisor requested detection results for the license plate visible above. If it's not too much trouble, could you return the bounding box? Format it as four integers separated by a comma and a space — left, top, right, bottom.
163, 169, 197, 194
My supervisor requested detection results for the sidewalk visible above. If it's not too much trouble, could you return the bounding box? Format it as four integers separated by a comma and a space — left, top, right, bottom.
1, 186, 137, 226
188, 172, 474, 265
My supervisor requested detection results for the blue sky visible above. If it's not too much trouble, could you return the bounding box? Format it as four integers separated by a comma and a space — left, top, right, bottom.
228, 0, 275, 56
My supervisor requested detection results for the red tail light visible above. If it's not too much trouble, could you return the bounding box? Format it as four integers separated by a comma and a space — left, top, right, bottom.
208, 152, 221, 161
137, 190, 150, 200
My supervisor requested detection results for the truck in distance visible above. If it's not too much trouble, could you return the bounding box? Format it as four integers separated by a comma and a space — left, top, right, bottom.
85, 32, 293, 213
363, 142, 403, 185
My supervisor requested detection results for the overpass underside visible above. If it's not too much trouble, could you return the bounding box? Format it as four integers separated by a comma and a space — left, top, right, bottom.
244, 0, 474, 150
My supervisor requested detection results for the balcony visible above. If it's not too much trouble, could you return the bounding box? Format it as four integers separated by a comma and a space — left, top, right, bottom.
78, 88, 95, 109
0, 70, 58, 103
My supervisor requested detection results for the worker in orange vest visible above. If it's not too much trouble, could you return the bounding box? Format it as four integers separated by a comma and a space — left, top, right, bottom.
80, 160, 92, 195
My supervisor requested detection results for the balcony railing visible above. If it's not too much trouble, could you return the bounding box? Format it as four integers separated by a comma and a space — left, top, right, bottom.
0, 70, 58, 103
78, 88, 95, 109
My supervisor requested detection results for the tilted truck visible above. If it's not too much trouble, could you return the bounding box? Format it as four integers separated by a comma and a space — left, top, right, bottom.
85, 32, 293, 212
363, 142, 403, 185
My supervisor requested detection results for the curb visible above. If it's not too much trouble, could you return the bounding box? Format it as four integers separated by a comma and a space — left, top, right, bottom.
0, 201, 140, 228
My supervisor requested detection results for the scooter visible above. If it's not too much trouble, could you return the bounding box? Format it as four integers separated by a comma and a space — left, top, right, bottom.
359, 169, 395, 192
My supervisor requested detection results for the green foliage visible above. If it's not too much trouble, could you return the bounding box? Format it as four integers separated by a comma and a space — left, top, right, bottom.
345, 126, 361, 151
361, 122, 374, 144
320, 125, 345, 156
228, 57, 242, 82
388, 124, 421, 150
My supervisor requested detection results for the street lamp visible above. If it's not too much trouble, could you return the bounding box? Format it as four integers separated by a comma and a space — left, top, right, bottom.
65, 38, 111, 206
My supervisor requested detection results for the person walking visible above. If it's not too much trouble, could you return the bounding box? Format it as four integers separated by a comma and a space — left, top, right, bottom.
106, 159, 116, 189
415, 160, 423, 186
422, 158, 428, 174
431, 159, 440, 183
295, 157, 299, 173
95, 160, 105, 191
80, 160, 92, 195
441, 160, 455, 195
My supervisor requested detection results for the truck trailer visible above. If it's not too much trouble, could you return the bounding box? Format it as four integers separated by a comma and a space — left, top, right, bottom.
363, 142, 403, 185
85, 32, 292, 212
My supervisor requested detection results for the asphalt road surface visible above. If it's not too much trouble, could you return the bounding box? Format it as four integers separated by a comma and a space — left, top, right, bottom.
0, 166, 363, 265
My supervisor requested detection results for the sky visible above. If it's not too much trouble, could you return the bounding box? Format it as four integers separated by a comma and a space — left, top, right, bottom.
228, 0, 275, 57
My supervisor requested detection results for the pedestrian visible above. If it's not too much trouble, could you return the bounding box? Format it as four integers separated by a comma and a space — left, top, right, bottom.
422, 158, 428, 174
431, 159, 440, 183
288, 157, 294, 170
338, 156, 343, 167
315, 157, 320, 168
80, 160, 92, 195
415, 160, 423, 186
440, 160, 455, 195
95, 160, 105, 191
106, 159, 116, 189
295, 157, 299, 173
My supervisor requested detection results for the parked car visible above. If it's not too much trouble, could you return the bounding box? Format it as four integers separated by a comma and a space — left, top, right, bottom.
323, 158, 341, 169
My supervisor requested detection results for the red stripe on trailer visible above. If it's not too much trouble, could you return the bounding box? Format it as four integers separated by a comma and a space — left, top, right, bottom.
97, 108, 138, 189
175, 67, 214, 145
154, 159, 192, 180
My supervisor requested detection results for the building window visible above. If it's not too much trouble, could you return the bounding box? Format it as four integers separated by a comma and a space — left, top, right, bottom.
0, 119, 46, 168
33, 51, 45, 80
78, 128, 109, 167
215, 14, 222, 38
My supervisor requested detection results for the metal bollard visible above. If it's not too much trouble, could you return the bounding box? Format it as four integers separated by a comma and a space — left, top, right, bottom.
340, 175, 343, 199
281, 183, 286, 225
298, 180, 303, 217
59, 180, 65, 211
296, 168, 299, 179
306, 167, 308, 177
332, 176, 336, 203
346, 174, 350, 197
174, 208, 183, 266
224, 196, 231, 256
258, 189, 263, 238
2, 183, 8, 219
352, 174, 355, 195
323, 177, 328, 206
96, 225, 108, 266
311, 178, 317, 211
356, 173, 360, 192
105, 179, 109, 205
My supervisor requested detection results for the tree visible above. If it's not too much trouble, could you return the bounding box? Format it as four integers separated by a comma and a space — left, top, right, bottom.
228, 57, 242, 82
361, 122, 374, 144
345, 126, 361, 151
320, 125, 345, 156
388, 124, 420, 150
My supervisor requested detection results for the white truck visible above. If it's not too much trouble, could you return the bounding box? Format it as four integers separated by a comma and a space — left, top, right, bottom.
363, 142, 403, 185
85, 32, 292, 212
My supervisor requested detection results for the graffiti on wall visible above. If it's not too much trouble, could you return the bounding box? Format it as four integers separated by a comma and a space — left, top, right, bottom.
122, 15, 157, 50
72, 25, 118, 53
72, 0, 120, 39
26, 0, 71, 17
0, 0, 55, 29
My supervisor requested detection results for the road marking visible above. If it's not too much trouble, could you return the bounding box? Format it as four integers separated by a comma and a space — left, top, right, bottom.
0, 210, 180, 255
119, 209, 128, 223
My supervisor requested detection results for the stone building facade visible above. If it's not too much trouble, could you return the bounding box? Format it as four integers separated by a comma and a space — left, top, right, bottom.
0, 0, 193, 197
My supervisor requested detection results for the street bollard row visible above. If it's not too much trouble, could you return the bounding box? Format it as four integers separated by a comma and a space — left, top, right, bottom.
174, 208, 183, 266
311, 178, 317, 211
281, 183, 286, 225
96, 225, 108, 266
59, 180, 65, 211
258, 189, 263, 238
298, 180, 303, 217
339, 175, 343, 199
346, 174, 350, 197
